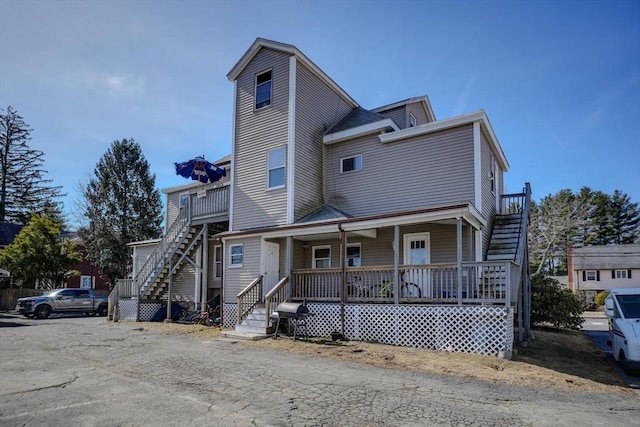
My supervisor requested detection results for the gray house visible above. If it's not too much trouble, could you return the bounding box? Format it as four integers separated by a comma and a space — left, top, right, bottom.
113, 38, 532, 358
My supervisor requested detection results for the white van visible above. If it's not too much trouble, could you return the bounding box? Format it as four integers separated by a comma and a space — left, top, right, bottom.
604, 288, 640, 362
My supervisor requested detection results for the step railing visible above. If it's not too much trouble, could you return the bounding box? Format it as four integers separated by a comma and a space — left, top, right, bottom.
137, 203, 191, 298
237, 275, 263, 325
264, 276, 288, 326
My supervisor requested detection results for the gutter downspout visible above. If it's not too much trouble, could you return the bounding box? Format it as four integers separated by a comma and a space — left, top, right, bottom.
338, 223, 346, 336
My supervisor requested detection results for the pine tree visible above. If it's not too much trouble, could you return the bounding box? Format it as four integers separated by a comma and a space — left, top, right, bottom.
78, 139, 162, 286
0, 106, 64, 224
587, 190, 640, 245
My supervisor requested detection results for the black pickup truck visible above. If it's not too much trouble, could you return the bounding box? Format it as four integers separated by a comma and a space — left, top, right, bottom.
16, 288, 109, 319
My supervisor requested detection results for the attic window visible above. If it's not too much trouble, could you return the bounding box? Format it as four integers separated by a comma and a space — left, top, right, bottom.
256, 70, 272, 109
409, 113, 416, 127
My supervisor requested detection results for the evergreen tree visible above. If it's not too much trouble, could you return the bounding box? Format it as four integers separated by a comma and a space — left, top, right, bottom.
0, 214, 81, 288
78, 139, 162, 286
0, 106, 64, 224
587, 190, 639, 245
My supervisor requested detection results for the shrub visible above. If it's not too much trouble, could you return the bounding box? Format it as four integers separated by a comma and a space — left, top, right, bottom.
531, 275, 585, 330
594, 291, 609, 308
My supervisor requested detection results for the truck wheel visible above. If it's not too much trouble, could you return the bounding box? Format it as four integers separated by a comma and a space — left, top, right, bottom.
35, 305, 51, 319
97, 305, 108, 316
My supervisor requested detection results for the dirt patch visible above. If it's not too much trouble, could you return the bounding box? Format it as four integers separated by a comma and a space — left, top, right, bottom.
131, 322, 634, 396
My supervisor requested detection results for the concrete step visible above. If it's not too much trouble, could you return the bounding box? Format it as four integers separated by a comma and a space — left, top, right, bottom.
234, 324, 269, 335
221, 330, 269, 341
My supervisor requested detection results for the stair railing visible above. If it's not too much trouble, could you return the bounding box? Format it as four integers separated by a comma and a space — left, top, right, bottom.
137, 202, 192, 299
264, 276, 288, 326
237, 275, 263, 325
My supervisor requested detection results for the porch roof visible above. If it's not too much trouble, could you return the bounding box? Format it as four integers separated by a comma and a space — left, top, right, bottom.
219, 202, 486, 241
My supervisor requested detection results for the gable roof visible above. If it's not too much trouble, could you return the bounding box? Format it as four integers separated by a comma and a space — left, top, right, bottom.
373, 95, 436, 122
295, 205, 352, 224
572, 244, 640, 270
227, 37, 358, 109
325, 107, 390, 134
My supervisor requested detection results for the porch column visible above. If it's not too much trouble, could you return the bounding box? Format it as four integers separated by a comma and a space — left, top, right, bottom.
393, 225, 400, 305
457, 217, 463, 305
166, 262, 173, 322
194, 245, 202, 311
201, 224, 208, 311
285, 236, 293, 300
339, 227, 346, 335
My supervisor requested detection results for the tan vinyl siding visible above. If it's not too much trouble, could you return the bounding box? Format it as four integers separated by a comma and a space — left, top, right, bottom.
480, 128, 497, 256
377, 106, 405, 129
406, 101, 430, 126
233, 48, 291, 231
325, 125, 475, 217
133, 244, 156, 277
207, 239, 222, 289
165, 191, 182, 231
294, 224, 474, 269
223, 237, 261, 301
173, 265, 196, 301
294, 62, 353, 220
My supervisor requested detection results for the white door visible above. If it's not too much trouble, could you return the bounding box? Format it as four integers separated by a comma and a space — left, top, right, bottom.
261, 240, 280, 296
403, 233, 430, 297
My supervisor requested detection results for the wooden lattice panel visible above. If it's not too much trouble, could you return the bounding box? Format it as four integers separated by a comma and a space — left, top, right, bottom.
222, 303, 237, 328
139, 302, 162, 321
118, 299, 138, 321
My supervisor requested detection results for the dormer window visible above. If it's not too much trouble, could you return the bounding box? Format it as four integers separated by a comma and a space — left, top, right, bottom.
409, 113, 416, 127
255, 70, 272, 109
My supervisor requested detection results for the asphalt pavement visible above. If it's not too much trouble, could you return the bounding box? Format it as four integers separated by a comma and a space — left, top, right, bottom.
581, 312, 640, 388
1, 313, 639, 426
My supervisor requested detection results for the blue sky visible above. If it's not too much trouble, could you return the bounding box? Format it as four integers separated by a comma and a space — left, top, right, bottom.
1, 0, 639, 227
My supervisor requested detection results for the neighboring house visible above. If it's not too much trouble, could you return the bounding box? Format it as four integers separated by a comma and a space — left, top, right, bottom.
115, 38, 532, 358
568, 243, 640, 306
0, 222, 23, 250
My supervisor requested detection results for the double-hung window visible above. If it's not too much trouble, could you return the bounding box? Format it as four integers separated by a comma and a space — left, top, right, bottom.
586, 270, 597, 281
214, 245, 222, 278
229, 244, 243, 267
346, 243, 361, 267
313, 245, 331, 269
255, 70, 272, 109
268, 146, 286, 189
341, 154, 362, 173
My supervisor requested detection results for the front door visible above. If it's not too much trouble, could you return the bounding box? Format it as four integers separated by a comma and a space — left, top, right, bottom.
261, 240, 280, 297
403, 233, 430, 297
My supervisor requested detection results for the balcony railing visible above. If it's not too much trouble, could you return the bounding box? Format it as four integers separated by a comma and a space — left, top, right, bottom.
291, 261, 520, 306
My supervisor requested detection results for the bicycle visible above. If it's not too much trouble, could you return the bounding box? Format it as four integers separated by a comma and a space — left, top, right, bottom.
192, 305, 220, 327
373, 274, 422, 299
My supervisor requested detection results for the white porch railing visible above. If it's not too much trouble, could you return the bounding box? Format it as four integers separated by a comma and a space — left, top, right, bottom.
291, 261, 520, 306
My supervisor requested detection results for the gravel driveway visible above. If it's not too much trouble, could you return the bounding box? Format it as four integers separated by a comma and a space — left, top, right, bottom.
1, 314, 639, 426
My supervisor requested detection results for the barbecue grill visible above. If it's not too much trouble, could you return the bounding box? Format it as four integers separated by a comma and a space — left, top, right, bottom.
270, 302, 312, 339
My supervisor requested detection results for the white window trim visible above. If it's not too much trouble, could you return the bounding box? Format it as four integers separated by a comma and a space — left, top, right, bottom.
229, 244, 244, 268
409, 113, 416, 127
586, 270, 597, 281
179, 192, 189, 208
255, 69, 272, 110
312, 245, 332, 269
615, 269, 628, 279
214, 245, 222, 278
267, 146, 286, 190
80, 275, 94, 289
340, 154, 363, 173
346, 243, 362, 267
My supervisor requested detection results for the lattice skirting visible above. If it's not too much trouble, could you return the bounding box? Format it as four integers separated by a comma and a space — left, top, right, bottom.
223, 303, 513, 357
117, 299, 162, 322
222, 303, 238, 328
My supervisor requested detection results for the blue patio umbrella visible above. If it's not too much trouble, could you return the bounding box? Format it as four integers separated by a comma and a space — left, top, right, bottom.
174, 156, 226, 184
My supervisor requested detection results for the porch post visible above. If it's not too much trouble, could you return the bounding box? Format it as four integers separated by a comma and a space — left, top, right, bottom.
201, 224, 208, 311
393, 225, 400, 305
285, 236, 293, 300
194, 245, 202, 311
166, 262, 173, 322
457, 217, 463, 305
339, 227, 346, 335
